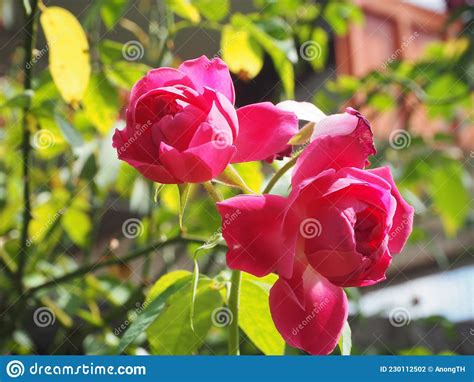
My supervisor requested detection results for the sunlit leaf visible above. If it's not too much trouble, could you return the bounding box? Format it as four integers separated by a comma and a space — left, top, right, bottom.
40, 6, 90, 104
338, 320, 351, 355
192, 0, 229, 21
167, 0, 200, 23
101, 0, 129, 29
239, 272, 285, 355
222, 25, 264, 80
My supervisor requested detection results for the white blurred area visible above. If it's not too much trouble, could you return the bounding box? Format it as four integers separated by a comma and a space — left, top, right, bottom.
356, 266, 474, 322
406, 0, 446, 12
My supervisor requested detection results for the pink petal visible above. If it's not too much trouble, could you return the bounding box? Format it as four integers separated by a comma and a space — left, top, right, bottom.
158, 140, 235, 183
269, 267, 348, 355
369, 167, 415, 254
178, 56, 235, 104
216, 194, 295, 278
292, 109, 376, 188
231, 102, 298, 163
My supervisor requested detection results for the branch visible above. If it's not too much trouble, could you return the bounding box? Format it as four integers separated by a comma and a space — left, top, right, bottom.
25, 235, 223, 296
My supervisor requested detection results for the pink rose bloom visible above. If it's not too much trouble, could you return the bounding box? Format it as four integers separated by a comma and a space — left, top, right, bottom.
217, 107, 414, 355
112, 56, 298, 184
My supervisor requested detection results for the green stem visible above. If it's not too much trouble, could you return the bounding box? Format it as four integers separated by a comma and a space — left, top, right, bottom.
202, 181, 242, 355
18, 0, 39, 293
228, 268, 241, 355
262, 154, 300, 194
24, 234, 215, 297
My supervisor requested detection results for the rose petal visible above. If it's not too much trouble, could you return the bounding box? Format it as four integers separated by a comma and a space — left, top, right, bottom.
231, 102, 298, 163
178, 55, 235, 104
269, 267, 348, 355
216, 194, 295, 278
369, 166, 415, 254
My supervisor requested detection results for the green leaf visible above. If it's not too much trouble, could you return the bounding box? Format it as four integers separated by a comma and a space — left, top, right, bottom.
192, 0, 229, 21
117, 276, 191, 353
0, 90, 34, 110
429, 160, 469, 236
62, 207, 91, 247
288, 122, 315, 145
215, 165, 255, 194
239, 272, 285, 355
177, 183, 192, 231
82, 73, 119, 135
167, 0, 200, 23
222, 25, 264, 80
338, 320, 352, 355
232, 14, 294, 98
104, 62, 151, 90
307, 27, 328, 71
190, 258, 199, 331
101, 0, 129, 29
146, 278, 223, 355
147, 271, 192, 301
55, 115, 84, 147
232, 162, 264, 194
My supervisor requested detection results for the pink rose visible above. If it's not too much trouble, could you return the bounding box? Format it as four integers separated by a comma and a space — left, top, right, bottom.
217, 108, 414, 354
113, 56, 298, 184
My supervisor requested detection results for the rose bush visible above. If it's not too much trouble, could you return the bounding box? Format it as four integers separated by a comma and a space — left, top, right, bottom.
113, 55, 298, 184
217, 107, 414, 354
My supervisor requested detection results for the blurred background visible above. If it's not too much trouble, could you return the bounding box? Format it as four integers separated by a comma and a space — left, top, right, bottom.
0, 0, 472, 355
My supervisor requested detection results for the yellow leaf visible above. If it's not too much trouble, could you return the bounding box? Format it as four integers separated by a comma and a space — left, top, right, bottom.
222, 25, 263, 80
40, 6, 91, 104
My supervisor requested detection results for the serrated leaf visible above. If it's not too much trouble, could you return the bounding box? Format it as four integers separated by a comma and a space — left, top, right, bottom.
117, 276, 191, 353
239, 272, 284, 355
40, 6, 90, 104
146, 278, 223, 355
